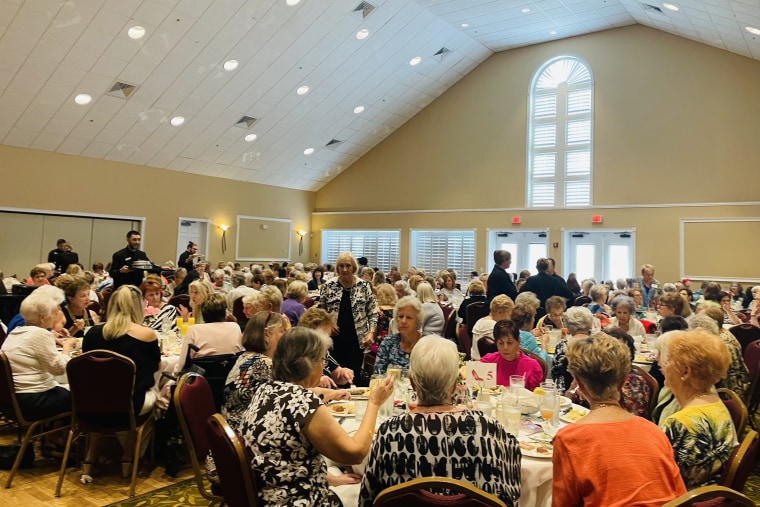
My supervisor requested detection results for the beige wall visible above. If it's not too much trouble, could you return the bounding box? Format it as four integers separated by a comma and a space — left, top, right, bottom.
314, 25, 760, 284
0, 145, 314, 276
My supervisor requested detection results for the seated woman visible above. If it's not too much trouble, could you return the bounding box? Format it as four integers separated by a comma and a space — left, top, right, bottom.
628, 287, 647, 318
551, 307, 594, 394
307, 267, 325, 291
281, 280, 308, 327
603, 328, 653, 418
438, 272, 462, 304
178, 279, 214, 323
658, 329, 737, 489
1, 286, 76, 424
222, 310, 287, 431
372, 283, 397, 352
537, 295, 566, 329
481, 320, 543, 391
607, 295, 646, 337
27, 265, 50, 287
82, 285, 161, 478
256, 285, 284, 313
360, 336, 521, 507
457, 279, 486, 325
173, 294, 242, 374
511, 305, 549, 362
56, 275, 100, 337
140, 275, 178, 334
374, 296, 425, 374
552, 333, 685, 506
298, 307, 355, 388
471, 295, 514, 360
240, 327, 394, 506
393, 280, 412, 300
587, 284, 610, 317
718, 290, 742, 326
415, 282, 444, 335
657, 292, 685, 325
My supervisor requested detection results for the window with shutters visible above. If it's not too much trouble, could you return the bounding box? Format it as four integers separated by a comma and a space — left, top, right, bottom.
527, 56, 593, 208
409, 230, 476, 279
321, 230, 400, 271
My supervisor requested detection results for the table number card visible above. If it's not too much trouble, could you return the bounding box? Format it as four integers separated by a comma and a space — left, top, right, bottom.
465, 361, 497, 387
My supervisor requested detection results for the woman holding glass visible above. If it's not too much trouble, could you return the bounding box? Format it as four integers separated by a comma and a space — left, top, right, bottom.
552, 333, 685, 506
359, 335, 521, 507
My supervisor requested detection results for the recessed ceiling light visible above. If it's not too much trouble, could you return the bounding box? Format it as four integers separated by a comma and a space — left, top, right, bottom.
745, 26, 760, 35
303, 148, 314, 155
74, 93, 92, 105
244, 133, 257, 142
353, 105, 365, 114
223, 59, 238, 71
286, 0, 301, 5
521, 8, 531, 13
549, 30, 558, 35
127, 26, 145, 39
460, 23, 469, 28
409, 56, 422, 66
356, 28, 369, 40
296, 85, 310, 95
170, 116, 185, 126
662, 2, 679, 11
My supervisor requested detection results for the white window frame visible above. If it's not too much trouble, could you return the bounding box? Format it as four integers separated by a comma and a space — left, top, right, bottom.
409, 229, 476, 280
176, 217, 210, 265
486, 229, 549, 276
562, 229, 636, 282
527, 56, 594, 208
320, 230, 400, 272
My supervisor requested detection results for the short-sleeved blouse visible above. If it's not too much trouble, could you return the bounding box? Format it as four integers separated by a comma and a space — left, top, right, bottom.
240, 379, 340, 507
359, 409, 521, 507
373, 332, 429, 374
660, 401, 737, 489
221, 352, 272, 431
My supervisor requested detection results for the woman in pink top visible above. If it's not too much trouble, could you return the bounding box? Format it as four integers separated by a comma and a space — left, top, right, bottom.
480, 320, 543, 391
174, 293, 242, 374
552, 333, 685, 506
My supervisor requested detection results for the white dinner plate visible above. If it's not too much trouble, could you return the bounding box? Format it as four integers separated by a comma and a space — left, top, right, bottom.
518, 438, 553, 458
560, 407, 589, 423
326, 401, 355, 417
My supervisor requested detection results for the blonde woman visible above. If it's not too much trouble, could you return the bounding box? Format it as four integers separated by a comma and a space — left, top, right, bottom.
178, 279, 214, 323
82, 285, 160, 478
471, 295, 514, 360
373, 283, 398, 351
416, 282, 444, 335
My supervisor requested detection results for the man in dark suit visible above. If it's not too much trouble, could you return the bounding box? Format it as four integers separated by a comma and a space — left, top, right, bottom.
109, 230, 160, 290
520, 258, 574, 320
486, 250, 518, 304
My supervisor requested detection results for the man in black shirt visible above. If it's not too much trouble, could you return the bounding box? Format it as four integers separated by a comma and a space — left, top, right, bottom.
177, 241, 201, 271
47, 239, 66, 274
109, 230, 160, 289
486, 250, 518, 304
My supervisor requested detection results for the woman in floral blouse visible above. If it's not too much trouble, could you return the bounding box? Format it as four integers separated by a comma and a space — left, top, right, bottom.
373, 296, 425, 374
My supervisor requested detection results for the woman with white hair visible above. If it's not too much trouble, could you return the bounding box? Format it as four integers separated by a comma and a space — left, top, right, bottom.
607, 295, 646, 337
587, 284, 610, 316
374, 296, 425, 374
415, 281, 444, 335
551, 307, 594, 394
1, 286, 76, 421
359, 336, 521, 506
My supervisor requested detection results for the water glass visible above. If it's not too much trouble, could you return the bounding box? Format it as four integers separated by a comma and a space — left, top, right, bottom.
370, 374, 394, 420
406, 389, 418, 411
510, 375, 525, 390
503, 405, 521, 435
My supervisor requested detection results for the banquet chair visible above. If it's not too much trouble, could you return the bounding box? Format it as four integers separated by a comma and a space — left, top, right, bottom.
730, 324, 760, 355
173, 373, 223, 503
457, 325, 473, 360
631, 364, 659, 420
206, 413, 260, 507
0, 352, 71, 488
520, 349, 548, 380
742, 340, 760, 381
185, 351, 241, 412
574, 296, 592, 307
477, 337, 497, 358
442, 311, 458, 342
55, 350, 154, 498
439, 303, 454, 324
720, 429, 759, 492
231, 297, 247, 326
373, 476, 507, 507
167, 294, 190, 310
466, 303, 488, 338
662, 485, 754, 507
717, 388, 748, 438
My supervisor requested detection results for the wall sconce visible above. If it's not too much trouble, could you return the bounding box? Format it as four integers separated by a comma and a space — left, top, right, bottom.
296, 230, 307, 255
218, 224, 230, 254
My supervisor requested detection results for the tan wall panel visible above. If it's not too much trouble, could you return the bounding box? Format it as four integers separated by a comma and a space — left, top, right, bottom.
683, 220, 760, 280
316, 25, 760, 211
0, 213, 45, 278
41, 215, 96, 269
237, 217, 292, 261
0, 145, 315, 270
92, 219, 142, 270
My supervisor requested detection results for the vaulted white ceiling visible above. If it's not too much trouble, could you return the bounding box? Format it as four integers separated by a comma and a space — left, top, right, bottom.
1, 0, 758, 191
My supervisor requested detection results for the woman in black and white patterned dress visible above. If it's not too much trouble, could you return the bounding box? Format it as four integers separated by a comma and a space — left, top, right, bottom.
240, 327, 394, 507
359, 335, 522, 507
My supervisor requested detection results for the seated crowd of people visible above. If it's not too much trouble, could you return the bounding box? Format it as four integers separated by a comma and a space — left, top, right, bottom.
1, 247, 759, 507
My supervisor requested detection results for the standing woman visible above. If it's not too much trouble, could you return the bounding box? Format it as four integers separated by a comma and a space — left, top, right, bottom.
56, 275, 100, 337
317, 252, 378, 385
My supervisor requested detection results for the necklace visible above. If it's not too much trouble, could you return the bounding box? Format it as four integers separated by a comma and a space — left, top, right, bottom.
686, 392, 714, 405
590, 401, 620, 410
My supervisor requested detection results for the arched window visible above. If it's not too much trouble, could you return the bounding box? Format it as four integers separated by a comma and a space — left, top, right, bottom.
527, 56, 593, 208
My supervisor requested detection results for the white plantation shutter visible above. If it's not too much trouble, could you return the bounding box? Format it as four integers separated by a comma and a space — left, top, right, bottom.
321, 230, 400, 271
528, 57, 593, 208
410, 230, 475, 278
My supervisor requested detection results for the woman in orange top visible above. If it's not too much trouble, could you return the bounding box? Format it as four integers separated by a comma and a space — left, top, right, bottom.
551, 333, 686, 506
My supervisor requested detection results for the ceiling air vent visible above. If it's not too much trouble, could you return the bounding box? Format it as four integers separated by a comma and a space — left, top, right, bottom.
107, 81, 137, 99
353, 1, 375, 20
434, 47, 452, 60
325, 139, 343, 148
235, 116, 258, 128
641, 3, 663, 13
